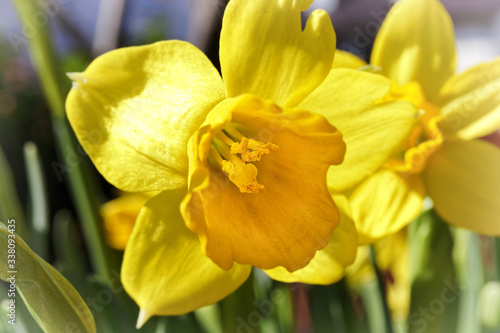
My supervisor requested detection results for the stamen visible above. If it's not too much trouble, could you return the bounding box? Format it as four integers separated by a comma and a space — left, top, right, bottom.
215, 131, 235, 147
223, 125, 244, 141
231, 137, 279, 162
210, 127, 279, 194
209, 146, 224, 166
212, 137, 233, 161
221, 160, 264, 194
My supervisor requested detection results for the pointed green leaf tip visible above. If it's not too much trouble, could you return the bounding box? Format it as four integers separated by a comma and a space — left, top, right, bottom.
0, 222, 96, 333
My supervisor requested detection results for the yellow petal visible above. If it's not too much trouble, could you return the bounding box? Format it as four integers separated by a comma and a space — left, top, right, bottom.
182, 95, 345, 272
423, 140, 500, 235
371, 0, 456, 100
349, 170, 425, 244
332, 50, 367, 69
437, 57, 500, 140
220, 0, 335, 107
66, 41, 225, 192
263, 194, 357, 284
121, 190, 251, 319
101, 192, 155, 250
345, 246, 376, 287
299, 69, 417, 191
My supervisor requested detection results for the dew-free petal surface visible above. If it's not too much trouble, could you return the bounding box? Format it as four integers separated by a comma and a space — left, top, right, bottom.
66, 41, 225, 192
121, 190, 251, 319
438, 57, 500, 140
332, 50, 367, 69
220, 0, 335, 107
350, 169, 425, 244
183, 96, 345, 272
263, 194, 357, 284
299, 69, 417, 191
423, 141, 500, 236
371, 0, 456, 100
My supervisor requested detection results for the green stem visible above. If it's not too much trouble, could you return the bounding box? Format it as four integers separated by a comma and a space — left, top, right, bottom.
11, 0, 114, 283
10, 0, 65, 118
360, 278, 388, 333
495, 238, 500, 280
219, 270, 261, 333
52, 116, 115, 283
369, 246, 394, 333
454, 230, 483, 333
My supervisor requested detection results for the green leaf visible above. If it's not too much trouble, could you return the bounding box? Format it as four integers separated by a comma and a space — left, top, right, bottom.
0, 145, 27, 239
0, 222, 96, 333
478, 281, 500, 330
360, 278, 391, 333
0, 283, 42, 333
219, 270, 261, 333
23, 142, 50, 259
409, 210, 458, 333
453, 230, 483, 333
194, 304, 223, 333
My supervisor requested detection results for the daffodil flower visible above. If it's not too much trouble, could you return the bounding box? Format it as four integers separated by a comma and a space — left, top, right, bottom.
100, 192, 156, 250
335, 0, 500, 243
66, 0, 416, 325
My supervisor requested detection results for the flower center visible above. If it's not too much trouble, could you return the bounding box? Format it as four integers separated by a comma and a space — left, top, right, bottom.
209, 124, 279, 194
382, 82, 444, 177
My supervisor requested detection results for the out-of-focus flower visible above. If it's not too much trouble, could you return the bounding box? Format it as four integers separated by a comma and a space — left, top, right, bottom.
346, 229, 411, 321
336, 0, 500, 243
100, 192, 156, 250
66, 0, 416, 325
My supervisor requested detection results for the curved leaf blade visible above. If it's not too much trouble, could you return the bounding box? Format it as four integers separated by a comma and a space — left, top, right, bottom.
0, 222, 96, 333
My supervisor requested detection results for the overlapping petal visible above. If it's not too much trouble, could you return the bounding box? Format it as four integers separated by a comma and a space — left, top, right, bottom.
299, 69, 417, 191
349, 170, 425, 244
332, 50, 367, 69
122, 189, 251, 324
101, 192, 154, 250
423, 141, 500, 235
264, 195, 357, 284
437, 57, 500, 140
371, 0, 456, 100
220, 0, 335, 107
182, 95, 345, 272
66, 41, 225, 192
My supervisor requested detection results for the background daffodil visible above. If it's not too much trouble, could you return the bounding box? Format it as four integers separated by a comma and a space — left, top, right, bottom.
100, 191, 156, 250
65, 0, 416, 325
336, 0, 500, 243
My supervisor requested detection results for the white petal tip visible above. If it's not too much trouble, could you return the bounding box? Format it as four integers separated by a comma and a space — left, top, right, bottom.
66, 72, 87, 85
136, 308, 152, 329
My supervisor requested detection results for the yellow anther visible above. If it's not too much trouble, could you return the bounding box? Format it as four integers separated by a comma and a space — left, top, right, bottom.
211, 129, 279, 194
231, 137, 279, 162
221, 159, 264, 194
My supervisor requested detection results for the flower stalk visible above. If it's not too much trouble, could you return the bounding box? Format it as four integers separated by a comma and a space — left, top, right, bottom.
11, 0, 115, 284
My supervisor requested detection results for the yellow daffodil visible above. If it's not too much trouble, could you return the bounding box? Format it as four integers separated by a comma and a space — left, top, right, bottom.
66, 0, 416, 325
100, 192, 156, 250
335, 0, 500, 243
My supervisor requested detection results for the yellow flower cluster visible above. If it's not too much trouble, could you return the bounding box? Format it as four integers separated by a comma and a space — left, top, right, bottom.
65, 0, 499, 326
